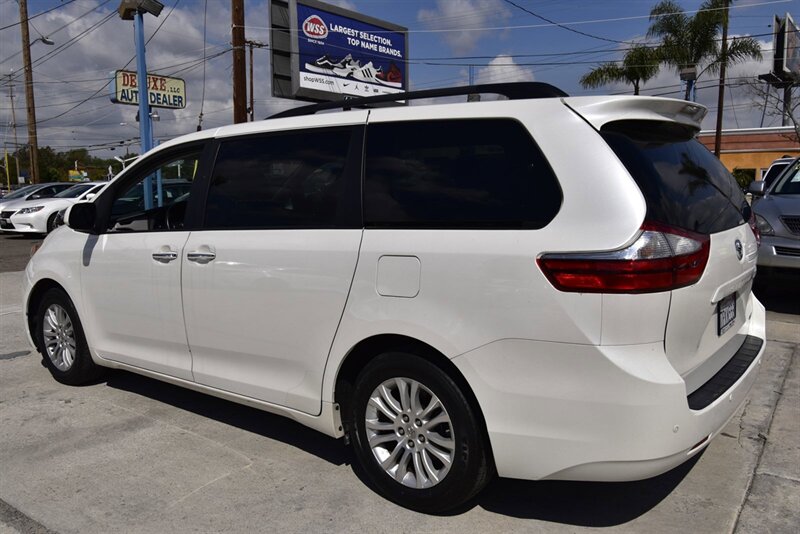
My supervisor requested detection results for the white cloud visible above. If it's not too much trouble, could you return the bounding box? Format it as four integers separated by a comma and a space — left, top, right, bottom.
326, 0, 358, 11
476, 54, 535, 85
418, 0, 511, 55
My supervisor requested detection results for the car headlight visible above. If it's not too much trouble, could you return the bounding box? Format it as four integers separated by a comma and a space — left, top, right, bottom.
755, 214, 774, 235
17, 206, 45, 214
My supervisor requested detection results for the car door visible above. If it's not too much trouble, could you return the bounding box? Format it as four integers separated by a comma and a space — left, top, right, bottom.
80, 144, 210, 380
182, 122, 365, 415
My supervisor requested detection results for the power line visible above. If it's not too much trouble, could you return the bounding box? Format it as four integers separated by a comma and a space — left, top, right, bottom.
0, 0, 79, 31
501, 0, 631, 44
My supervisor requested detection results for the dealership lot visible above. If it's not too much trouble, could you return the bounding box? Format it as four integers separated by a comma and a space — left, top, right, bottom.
0, 234, 798, 533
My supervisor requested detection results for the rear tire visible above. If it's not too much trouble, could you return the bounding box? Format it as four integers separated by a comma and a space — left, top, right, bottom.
35, 288, 103, 385
350, 351, 493, 512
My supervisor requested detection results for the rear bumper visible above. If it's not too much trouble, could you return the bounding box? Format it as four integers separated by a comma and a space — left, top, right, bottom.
757, 235, 800, 269
452, 296, 766, 482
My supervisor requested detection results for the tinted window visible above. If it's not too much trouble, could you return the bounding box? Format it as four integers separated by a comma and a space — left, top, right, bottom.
602, 121, 748, 234
205, 128, 353, 229
773, 160, 800, 195
364, 119, 561, 228
108, 151, 201, 232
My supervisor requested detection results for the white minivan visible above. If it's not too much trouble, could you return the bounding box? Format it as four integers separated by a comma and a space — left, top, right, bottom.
24, 83, 765, 512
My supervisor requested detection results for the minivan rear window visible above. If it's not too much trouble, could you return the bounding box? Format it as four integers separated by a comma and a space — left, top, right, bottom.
601, 120, 748, 235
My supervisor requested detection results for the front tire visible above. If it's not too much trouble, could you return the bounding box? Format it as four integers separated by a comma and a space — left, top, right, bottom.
351, 352, 493, 512
35, 288, 103, 385
46, 212, 58, 233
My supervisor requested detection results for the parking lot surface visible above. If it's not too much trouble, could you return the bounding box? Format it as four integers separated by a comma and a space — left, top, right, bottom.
1, 238, 798, 533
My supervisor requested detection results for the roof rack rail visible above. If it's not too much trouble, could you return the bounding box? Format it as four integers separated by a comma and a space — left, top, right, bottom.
267, 82, 568, 120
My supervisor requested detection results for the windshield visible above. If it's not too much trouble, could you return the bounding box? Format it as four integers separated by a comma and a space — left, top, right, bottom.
3, 185, 38, 199
772, 160, 800, 195
55, 184, 94, 199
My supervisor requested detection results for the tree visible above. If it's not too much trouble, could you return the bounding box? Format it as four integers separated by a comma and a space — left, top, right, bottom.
580, 45, 660, 95
647, 0, 762, 100
742, 80, 799, 141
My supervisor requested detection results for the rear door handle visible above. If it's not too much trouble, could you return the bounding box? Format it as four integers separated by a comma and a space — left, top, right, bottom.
187, 251, 216, 264
152, 251, 178, 263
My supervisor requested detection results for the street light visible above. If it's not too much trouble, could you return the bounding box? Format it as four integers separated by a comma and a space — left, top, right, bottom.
117, 0, 163, 209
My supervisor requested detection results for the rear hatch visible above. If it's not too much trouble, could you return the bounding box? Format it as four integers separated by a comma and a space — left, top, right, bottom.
599, 119, 758, 390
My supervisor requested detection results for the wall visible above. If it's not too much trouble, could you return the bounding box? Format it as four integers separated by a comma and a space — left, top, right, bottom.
697, 126, 799, 177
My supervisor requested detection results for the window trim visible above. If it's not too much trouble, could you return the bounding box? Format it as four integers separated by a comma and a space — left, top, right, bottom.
197, 125, 364, 231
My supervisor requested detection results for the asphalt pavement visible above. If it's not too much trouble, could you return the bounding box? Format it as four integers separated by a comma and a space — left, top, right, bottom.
0, 233, 798, 533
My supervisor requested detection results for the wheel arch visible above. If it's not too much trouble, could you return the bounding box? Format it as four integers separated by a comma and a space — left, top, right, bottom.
333, 334, 493, 459
26, 278, 69, 351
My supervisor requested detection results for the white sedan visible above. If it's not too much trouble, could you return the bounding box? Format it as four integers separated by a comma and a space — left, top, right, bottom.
2, 182, 106, 234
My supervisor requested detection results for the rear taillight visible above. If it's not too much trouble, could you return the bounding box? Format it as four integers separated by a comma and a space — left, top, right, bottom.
748, 212, 761, 246
537, 222, 710, 293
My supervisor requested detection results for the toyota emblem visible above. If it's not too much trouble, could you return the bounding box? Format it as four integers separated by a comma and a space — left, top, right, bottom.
735, 239, 743, 261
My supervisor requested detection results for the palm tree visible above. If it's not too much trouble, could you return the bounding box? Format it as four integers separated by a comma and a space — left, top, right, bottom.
580, 45, 660, 95
648, 0, 762, 100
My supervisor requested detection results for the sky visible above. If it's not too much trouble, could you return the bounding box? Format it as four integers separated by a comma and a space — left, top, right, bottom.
0, 0, 797, 159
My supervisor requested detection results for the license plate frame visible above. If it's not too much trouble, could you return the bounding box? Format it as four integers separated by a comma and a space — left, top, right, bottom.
717, 293, 737, 336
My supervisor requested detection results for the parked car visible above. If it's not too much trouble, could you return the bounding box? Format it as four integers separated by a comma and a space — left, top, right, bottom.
1, 182, 76, 232
23, 83, 765, 512
0, 182, 73, 207
2, 182, 107, 235
750, 157, 800, 272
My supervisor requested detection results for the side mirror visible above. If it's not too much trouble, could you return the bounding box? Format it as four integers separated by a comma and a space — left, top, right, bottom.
28, 193, 43, 200
748, 181, 766, 196
65, 202, 98, 234
84, 193, 97, 202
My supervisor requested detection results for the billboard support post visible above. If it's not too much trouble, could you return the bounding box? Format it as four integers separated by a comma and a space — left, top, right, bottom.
232, 0, 247, 123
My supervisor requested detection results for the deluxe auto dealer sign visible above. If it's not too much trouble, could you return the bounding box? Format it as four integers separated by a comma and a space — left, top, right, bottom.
295, 2, 407, 98
110, 70, 187, 109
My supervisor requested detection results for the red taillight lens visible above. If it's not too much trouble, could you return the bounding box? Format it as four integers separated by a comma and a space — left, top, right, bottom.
537, 222, 710, 293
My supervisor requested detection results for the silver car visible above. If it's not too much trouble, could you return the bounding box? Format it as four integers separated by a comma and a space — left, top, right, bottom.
750, 157, 800, 270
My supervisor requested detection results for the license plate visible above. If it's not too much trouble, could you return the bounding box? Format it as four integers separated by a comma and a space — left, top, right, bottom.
717, 293, 736, 336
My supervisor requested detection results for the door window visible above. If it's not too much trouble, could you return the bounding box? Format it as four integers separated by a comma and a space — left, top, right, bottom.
204, 127, 353, 229
107, 151, 202, 232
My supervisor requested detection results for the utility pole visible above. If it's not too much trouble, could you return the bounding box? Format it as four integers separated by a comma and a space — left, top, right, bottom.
713, 0, 730, 157
232, 0, 247, 123
7, 74, 21, 184
18, 0, 40, 183
245, 40, 263, 121
249, 40, 255, 121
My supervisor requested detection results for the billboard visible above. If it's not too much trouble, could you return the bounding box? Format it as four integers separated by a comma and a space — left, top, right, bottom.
783, 13, 799, 79
110, 70, 187, 109
771, 13, 799, 81
271, 0, 408, 102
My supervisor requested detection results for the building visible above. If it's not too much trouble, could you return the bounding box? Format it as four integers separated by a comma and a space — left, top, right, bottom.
697, 126, 799, 178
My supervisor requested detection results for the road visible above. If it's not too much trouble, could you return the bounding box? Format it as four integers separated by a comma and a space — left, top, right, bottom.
0, 232, 798, 533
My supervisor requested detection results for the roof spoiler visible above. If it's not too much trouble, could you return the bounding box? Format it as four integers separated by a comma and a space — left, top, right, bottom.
563, 96, 707, 132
